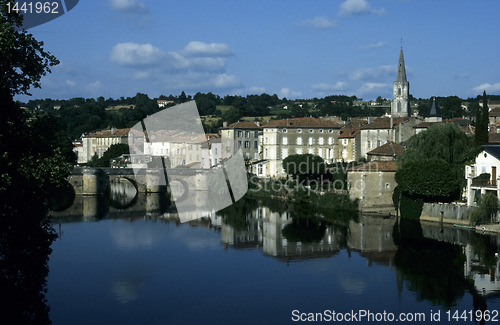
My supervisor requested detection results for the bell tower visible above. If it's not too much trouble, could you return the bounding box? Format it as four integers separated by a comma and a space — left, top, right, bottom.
391, 47, 410, 117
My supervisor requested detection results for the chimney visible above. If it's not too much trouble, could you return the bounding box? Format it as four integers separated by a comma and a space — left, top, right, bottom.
223, 122, 228, 128
255, 121, 260, 127
111, 127, 117, 135
367, 116, 374, 124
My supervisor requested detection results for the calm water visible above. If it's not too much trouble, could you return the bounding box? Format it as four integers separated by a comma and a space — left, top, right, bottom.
43, 189, 500, 324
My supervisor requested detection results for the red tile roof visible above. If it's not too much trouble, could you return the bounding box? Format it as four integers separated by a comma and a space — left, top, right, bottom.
348, 161, 397, 172
83, 128, 130, 138
221, 121, 262, 129
263, 117, 342, 128
361, 117, 412, 130
339, 128, 361, 138
366, 141, 405, 157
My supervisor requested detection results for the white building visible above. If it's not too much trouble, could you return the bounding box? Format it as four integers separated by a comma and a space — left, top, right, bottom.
465, 145, 500, 206
80, 127, 129, 163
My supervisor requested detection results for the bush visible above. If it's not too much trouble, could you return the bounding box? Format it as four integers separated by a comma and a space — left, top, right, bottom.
470, 193, 499, 225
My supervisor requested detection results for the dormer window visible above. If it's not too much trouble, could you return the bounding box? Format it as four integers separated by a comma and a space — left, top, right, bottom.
309, 129, 314, 133
283, 128, 287, 133
297, 129, 302, 133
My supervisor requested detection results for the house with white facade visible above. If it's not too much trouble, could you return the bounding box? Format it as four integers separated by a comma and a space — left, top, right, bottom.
260, 117, 342, 178
80, 127, 130, 163
465, 145, 500, 206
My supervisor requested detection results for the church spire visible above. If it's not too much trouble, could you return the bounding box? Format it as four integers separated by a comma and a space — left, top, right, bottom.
396, 47, 407, 83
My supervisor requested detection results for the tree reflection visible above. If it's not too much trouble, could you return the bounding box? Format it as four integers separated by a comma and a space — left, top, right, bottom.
0, 217, 57, 324
282, 217, 326, 243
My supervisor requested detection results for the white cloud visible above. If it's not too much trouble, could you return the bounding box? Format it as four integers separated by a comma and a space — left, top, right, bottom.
66, 79, 76, 86
109, 0, 149, 13
358, 41, 389, 50
134, 71, 149, 79
110, 43, 166, 66
87, 81, 103, 94
213, 74, 241, 88
311, 82, 346, 91
452, 72, 470, 79
357, 82, 389, 95
349, 65, 395, 81
338, 0, 386, 17
279, 88, 302, 99
249, 86, 266, 94
180, 41, 235, 57
473, 82, 500, 93
299, 17, 337, 29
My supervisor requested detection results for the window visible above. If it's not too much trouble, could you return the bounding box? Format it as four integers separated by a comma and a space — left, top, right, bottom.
377, 140, 381, 147
342, 139, 348, 145
308, 148, 314, 154
177, 148, 180, 154
377, 130, 380, 137
258, 165, 263, 175
282, 137, 288, 145
309, 129, 314, 133
254, 131, 259, 137
318, 137, 324, 145
297, 137, 303, 145
282, 148, 289, 159
296, 148, 303, 155
254, 152, 258, 159
397, 101, 401, 112
254, 141, 258, 148
283, 128, 287, 133
265, 137, 269, 144
214, 148, 218, 154
245, 141, 250, 148
308, 137, 315, 145
297, 128, 302, 133
318, 148, 323, 157
367, 141, 371, 148
387, 130, 390, 137
328, 137, 333, 145
226, 131, 231, 137
245, 152, 249, 158
319, 129, 323, 133
398, 88, 401, 96
238, 140, 242, 147
264, 148, 269, 159
245, 131, 250, 138
385, 183, 390, 190
329, 129, 333, 133
237, 131, 243, 137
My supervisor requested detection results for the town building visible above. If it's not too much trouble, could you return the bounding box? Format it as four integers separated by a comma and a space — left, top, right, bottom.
260, 117, 342, 178
366, 141, 405, 162
347, 161, 397, 209
465, 145, 500, 206
424, 98, 443, 122
338, 127, 361, 162
359, 117, 421, 159
200, 137, 222, 168
80, 127, 130, 163
391, 48, 411, 117
220, 121, 262, 161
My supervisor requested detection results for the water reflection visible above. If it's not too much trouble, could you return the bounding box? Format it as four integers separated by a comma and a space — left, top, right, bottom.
104, 178, 138, 209
0, 217, 57, 325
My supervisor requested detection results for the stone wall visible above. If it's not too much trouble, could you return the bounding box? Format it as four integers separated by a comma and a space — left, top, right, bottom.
420, 203, 474, 224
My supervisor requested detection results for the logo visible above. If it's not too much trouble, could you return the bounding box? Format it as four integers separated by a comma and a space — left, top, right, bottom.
128, 101, 248, 222
8, 1, 79, 30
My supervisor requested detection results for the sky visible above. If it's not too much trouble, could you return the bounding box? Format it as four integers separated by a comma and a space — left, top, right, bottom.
14, 0, 500, 102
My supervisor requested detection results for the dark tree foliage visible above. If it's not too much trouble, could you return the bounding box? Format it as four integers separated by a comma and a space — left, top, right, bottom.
87, 143, 130, 167
282, 154, 326, 182
395, 158, 461, 202
397, 123, 477, 199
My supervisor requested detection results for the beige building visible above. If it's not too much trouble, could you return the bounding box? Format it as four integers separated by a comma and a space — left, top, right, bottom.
338, 127, 361, 162
366, 141, 405, 162
347, 161, 397, 208
260, 117, 342, 178
80, 127, 129, 163
360, 117, 422, 159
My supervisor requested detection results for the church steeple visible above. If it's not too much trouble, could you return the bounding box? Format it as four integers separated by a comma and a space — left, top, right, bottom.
391, 47, 410, 117
396, 47, 407, 83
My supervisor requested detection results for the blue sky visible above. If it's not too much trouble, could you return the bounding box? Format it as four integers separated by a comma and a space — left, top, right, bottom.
15, 0, 500, 102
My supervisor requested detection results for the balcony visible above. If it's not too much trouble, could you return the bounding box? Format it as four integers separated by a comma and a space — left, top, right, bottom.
471, 179, 497, 187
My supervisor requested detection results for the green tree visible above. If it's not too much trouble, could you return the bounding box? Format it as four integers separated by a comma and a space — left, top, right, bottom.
470, 193, 499, 224
397, 123, 477, 201
0, 6, 70, 217
88, 143, 130, 167
481, 91, 490, 145
282, 154, 326, 182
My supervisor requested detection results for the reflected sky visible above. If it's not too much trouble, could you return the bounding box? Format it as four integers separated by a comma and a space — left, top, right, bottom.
46, 216, 500, 325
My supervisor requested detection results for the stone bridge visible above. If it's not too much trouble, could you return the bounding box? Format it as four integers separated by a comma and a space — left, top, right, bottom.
67, 167, 206, 195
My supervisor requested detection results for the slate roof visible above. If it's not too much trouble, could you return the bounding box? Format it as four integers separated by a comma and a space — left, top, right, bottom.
396, 47, 407, 83
348, 161, 397, 172
263, 117, 342, 128
425, 98, 442, 118
482, 145, 500, 161
366, 141, 405, 157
